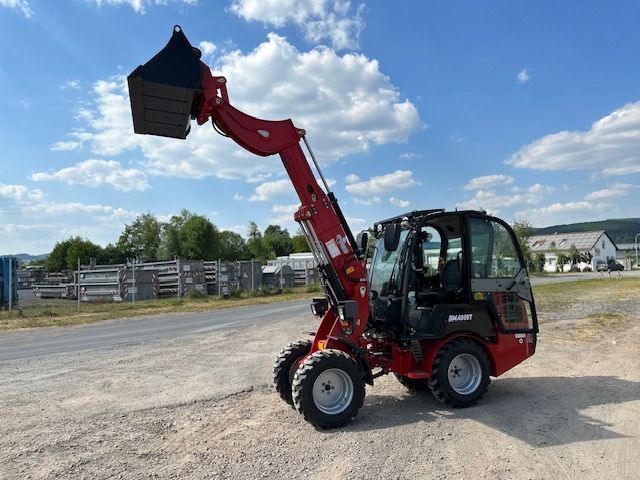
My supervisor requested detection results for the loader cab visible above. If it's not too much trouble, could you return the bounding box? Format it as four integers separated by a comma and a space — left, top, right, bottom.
368, 210, 538, 340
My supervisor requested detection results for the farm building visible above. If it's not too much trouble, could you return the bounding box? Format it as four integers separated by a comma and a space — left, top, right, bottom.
528, 231, 617, 272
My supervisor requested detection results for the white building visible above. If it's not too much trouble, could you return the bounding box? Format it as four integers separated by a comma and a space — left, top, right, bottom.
528, 231, 617, 272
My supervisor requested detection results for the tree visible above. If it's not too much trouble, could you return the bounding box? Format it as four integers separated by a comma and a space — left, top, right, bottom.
158, 214, 184, 260
569, 244, 580, 266
245, 221, 270, 260
46, 239, 73, 272
534, 253, 546, 273
263, 225, 293, 258
219, 230, 247, 260
292, 228, 310, 253
512, 220, 533, 267
97, 243, 127, 265
64, 237, 103, 270
157, 210, 220, 260
117, 213, 162, 261
181, 214, 219, 259
556, 253, 570, 272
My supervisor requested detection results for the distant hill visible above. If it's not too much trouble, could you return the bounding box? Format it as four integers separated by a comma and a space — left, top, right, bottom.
533, 218, 640, 243
12, 253, 49, 262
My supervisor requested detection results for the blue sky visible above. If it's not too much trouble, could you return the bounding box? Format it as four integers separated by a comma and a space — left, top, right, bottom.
1, 0, 640, 255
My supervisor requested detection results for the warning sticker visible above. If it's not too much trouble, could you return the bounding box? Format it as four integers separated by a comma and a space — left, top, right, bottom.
325, 239, 341, 258
336, 234, 350, 254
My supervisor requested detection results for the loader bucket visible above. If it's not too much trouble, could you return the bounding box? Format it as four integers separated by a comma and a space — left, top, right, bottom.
127, 25, 202, 139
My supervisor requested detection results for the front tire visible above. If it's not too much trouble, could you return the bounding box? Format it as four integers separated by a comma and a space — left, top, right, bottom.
273, 340, 312, 406
292, 349, 365, 428
428, 338, 490, 408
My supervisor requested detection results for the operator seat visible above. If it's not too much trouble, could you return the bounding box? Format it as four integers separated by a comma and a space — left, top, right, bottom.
417, 259, 462, 306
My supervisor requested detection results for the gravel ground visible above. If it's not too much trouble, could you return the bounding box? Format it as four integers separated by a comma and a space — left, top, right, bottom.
1, 285, 639, 479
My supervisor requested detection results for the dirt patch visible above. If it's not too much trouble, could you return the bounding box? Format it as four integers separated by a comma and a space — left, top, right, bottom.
1, 281, 639, 479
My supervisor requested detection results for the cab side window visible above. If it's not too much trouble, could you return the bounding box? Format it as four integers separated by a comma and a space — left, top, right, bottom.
469, 218, 522, 279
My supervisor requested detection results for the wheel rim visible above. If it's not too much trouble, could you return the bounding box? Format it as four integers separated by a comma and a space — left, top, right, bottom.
312, 368, 354, 415
448, 353, 482, 395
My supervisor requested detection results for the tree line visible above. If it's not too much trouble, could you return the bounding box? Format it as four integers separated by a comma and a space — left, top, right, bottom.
44, 210, 310, 272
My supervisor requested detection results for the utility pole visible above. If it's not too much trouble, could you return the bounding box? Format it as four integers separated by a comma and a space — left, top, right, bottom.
635, 233, 639, 270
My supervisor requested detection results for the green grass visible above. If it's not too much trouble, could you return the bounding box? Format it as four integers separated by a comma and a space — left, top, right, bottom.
532, 277, 640, 314
0, 288, 316, 330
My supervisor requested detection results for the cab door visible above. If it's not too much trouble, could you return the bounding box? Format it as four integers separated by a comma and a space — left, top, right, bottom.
467, 216, 538, 333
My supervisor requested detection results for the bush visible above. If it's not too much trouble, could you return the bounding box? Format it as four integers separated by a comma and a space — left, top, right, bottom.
306, 284, 322, 293
187, 289, 207, 299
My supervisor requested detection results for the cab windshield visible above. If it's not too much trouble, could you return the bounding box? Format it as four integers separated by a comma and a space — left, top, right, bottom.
369, 229, 409, 297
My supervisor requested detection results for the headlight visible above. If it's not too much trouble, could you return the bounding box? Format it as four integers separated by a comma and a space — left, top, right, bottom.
338, 305, 345, 321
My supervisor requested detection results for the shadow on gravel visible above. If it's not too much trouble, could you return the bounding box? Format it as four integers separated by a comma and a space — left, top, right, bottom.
348, 376, 639, 446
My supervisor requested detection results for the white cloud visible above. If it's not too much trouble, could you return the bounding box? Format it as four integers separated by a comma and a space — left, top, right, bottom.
86, 0, 196, 13
31, 160, 149, 192
389, 197, 410, 208
249, 179, 294, 201
59, 35, 422, 182
399, 152, 422, 160
248, 176, 334, 201
269, 203, 299, 227
352, 196, 381, 206
584, 183, 637, 201
464, 174, 514, 191
345, 174, 360, 184
517, 68, 530, 84
457, 183, 554, 215
345, 170, 421, 196
345, 216, 367, 230
61, 79, 81, 90
515, 201, 611, 227
507, 101, 640, 176
0, 187, 139, 254
230, 0, 365, 50
50, 141, 82, 151
0, 0, 32, 17
221, 224, 248, 236
198, 40, 217, 59
0, 183, 45, 202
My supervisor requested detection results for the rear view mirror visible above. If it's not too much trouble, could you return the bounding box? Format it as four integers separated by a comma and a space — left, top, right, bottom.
384, 223, 401, 251
355, 231, 369, 254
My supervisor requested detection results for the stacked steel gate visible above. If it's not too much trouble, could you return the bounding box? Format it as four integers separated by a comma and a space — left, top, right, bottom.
31, 258, 276, 302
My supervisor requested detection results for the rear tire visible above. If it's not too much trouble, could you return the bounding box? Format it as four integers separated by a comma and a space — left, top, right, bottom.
273, 340, 312, 406
292, 349, 365, 428
428, 338, 490, 408
394, 374, 430, 391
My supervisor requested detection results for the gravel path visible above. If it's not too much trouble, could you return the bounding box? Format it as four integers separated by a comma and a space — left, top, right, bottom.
1, 287, 638, 479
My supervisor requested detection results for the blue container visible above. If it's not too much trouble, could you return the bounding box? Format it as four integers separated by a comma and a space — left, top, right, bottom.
0, 256, 19, 308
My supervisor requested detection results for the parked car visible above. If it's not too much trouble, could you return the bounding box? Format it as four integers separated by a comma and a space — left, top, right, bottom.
597, 259, 624, 271
607, 259, 624, 271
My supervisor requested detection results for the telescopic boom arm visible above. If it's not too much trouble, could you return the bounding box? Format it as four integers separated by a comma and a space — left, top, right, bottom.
127, 26, 369, 351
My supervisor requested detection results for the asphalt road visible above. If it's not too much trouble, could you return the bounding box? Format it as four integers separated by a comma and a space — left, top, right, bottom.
0, 300, 310, 362
3, 270, 639, 362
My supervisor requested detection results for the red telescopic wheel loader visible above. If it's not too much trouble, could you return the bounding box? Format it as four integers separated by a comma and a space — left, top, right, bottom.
127, 26, 539, 428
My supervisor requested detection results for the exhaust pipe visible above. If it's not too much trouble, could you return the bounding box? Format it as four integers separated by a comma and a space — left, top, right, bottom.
127, 25, 203, 139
